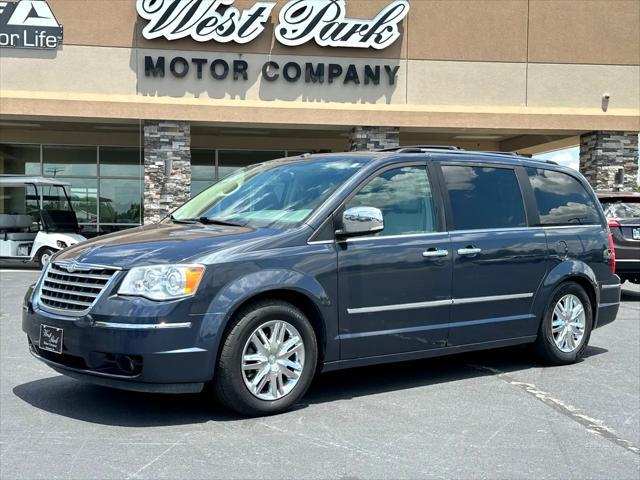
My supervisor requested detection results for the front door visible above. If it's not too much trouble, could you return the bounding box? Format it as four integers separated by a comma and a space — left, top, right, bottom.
337, 163, 452, 359
440, 163, 547, 346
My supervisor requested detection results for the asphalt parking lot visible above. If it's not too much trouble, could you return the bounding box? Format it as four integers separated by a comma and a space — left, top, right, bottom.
1, 269, 638, 480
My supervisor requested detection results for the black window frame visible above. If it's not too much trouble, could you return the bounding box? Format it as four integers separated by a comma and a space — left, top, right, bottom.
435, 161, 531, 232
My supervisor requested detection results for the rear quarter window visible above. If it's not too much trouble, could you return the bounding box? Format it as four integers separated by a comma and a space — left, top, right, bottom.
526, 168, 600, 226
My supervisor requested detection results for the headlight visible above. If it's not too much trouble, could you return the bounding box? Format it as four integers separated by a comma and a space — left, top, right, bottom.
56, 240, 67, 248
118, 264, 205, 301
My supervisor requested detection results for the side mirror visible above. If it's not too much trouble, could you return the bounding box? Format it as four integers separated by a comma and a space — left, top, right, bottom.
336, 206, 384, 238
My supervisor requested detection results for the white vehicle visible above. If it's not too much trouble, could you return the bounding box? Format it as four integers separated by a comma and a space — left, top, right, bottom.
0, 177, 86, 268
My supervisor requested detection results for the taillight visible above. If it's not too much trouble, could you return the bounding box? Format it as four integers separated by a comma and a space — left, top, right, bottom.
608, 219, 621, 228
608, 231, 616, 274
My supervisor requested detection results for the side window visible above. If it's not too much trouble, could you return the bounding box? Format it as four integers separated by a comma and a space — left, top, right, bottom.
526, 168, 600, 226
442, 165, 527, 230
346, 165, 436, 237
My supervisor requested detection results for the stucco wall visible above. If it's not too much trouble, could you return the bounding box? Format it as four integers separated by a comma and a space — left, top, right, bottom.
1, 0, 638, 131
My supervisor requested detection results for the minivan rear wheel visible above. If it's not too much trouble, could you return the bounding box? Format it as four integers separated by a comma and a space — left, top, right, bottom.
213, 300, 317, 416
535, 282, 593, 365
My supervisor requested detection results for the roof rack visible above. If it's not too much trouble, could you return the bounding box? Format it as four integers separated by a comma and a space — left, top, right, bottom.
478, 151, 519, 157
378, 145, 464, 153
376, 146, 547, 163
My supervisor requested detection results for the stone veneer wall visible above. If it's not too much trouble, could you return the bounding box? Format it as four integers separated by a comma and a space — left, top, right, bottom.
143, 120, 191, 224
579, 131, 639, 192
350, 126, 400, 151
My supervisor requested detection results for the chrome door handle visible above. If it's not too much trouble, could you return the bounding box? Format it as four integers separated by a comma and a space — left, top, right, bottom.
423, 249, 449, 258
457, 247, 482, 256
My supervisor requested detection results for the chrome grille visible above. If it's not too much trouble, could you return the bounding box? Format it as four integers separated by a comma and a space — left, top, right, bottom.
38, 262, 119, 314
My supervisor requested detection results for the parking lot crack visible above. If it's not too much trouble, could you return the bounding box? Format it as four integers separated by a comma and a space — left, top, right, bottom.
468, 364, 640, 456
126, 432, 190, 479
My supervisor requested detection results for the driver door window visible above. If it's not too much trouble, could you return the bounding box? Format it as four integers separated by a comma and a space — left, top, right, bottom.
345, 165, 436, 237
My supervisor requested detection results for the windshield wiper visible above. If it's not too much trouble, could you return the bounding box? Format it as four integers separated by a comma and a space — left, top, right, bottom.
170, 215, 199, 224
199, 217, 244, 227
170, 215, 244, 227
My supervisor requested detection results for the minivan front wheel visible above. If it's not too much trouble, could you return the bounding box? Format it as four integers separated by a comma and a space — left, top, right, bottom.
214, 300, 317, 416
535, 282, 593, 365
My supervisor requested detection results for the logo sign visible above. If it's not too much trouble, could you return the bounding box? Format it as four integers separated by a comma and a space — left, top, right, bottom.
136, 0, 410, 50
136, 0, 276, 44
276, 0, 410, 50
0, 0, 63, 49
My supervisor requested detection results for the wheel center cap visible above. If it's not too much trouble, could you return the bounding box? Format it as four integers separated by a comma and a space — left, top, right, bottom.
268, 355, 276, 364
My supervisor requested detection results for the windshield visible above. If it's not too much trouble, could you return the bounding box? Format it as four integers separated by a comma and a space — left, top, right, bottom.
171, 156, 367, 228
602, 199, 640, 220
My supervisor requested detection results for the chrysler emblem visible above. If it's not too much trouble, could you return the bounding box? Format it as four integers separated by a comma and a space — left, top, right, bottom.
55, 260, 89, 273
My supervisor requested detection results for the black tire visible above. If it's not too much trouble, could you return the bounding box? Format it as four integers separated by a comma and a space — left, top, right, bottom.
213, 300, 318, 416
36, 248, 55, 269
534, 282, 593, 365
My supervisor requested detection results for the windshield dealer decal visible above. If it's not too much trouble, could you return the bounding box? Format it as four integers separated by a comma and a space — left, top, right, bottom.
136, 0, 410, 50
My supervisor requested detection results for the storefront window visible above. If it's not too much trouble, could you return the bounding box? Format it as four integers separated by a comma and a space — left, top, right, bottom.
99, 147, 142, 178
3, 142, 316, 230
43, 145, 97, 177
99, 178, 142, 224
191, 149, 216, 197
0, 144, 41, 175
58, 177, 98, 226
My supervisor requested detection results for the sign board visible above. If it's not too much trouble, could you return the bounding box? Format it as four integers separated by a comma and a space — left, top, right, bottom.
136, 0, 410, 50
0, 0, 63, 49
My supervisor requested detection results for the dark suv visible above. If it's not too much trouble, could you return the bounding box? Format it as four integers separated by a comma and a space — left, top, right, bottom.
598, 191, 640, 284
23, 148, 621, 416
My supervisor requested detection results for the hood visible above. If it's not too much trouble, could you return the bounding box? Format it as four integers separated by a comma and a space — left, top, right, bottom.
54, 222, 295, 268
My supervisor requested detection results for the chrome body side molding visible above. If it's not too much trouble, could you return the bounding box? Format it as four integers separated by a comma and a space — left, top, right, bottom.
93, 321, 192, 330
347, 293, 534, 314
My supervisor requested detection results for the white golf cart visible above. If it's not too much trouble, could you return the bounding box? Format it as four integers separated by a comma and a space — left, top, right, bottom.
0, 176, 87, 268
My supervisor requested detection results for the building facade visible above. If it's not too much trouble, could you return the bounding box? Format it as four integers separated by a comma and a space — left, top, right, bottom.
1, 0, 638, 233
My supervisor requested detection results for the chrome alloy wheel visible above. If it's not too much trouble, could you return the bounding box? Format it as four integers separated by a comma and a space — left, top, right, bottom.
551, 294, 586, 353
241, 320, 305, 401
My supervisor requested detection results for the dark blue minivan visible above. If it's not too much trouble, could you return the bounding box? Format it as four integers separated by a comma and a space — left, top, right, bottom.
23, 148, 621, 416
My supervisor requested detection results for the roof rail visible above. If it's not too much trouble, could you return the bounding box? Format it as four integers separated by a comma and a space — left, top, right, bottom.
478, 151, 520, 157
378, 145, 464, 153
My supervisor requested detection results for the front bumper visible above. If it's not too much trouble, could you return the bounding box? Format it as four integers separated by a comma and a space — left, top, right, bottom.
22, 293, 221, 393
28, 342, 204, 393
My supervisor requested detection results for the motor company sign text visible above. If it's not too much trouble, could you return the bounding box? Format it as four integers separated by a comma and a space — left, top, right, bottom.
145, 55, 402, 86
137, 0, 410, 50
